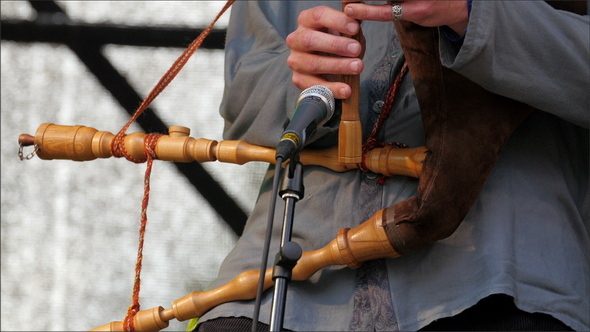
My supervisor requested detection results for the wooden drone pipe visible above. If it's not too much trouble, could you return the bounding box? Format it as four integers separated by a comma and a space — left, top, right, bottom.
19, 123, 426, 178
90, 209, 399, 331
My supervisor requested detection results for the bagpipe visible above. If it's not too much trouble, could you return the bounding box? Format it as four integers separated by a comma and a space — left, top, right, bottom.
17, 1, 586, 331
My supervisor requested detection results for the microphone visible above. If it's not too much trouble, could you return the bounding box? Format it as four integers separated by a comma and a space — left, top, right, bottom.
275, 85, 335, 160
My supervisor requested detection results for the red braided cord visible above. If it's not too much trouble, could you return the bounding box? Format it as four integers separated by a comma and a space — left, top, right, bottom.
358, 61, 409, 178
111, 0, 235, 162
123, 134, 162, 332
116, 1, 235, 330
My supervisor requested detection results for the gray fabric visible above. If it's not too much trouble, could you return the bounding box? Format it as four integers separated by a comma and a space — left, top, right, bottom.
347, 31, 404, 332
200, 1, 589, 331
441, 1, 589, 129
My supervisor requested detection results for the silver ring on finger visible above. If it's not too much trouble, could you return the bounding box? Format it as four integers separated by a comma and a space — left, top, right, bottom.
392, 4, 403, 21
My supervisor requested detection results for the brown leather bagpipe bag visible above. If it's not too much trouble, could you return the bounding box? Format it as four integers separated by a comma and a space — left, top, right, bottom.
383, 1, 586, 255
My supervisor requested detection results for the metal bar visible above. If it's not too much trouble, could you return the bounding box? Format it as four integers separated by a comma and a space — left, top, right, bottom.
1, 19, 226, 49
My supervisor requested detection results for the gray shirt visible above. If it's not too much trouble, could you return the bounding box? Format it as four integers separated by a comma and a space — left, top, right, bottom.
200, 1, 589, 330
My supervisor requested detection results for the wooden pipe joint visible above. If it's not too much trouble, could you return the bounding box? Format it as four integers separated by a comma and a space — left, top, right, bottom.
92, 131, 116, 159
338, 121, 363, 165
172, 292, 201, 322
133, 306, 170, 331
364, 146, 427, 178
154, 134, 194, 162
334, 228, 363, 268
191, 138, 218, 162
158, 126, 217, 163
34, 123, 99, 161
337, 211, 400, 265
215, 140, 248, 164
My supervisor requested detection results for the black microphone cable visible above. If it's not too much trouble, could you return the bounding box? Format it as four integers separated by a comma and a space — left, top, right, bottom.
252, 155, 284, 332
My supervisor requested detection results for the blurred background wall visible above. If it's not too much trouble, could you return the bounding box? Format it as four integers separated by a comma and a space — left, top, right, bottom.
1, 1, 267, 330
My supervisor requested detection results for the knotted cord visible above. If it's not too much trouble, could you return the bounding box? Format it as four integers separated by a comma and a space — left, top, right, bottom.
359, 61, 409, 184
123, 133, 162, 332
106, 1, 236, 330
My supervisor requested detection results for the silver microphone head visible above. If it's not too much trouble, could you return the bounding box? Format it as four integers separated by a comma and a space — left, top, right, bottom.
297, 85, 335, 126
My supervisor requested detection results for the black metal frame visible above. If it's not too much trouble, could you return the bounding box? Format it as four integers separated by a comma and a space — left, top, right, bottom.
1, 0, 247, 236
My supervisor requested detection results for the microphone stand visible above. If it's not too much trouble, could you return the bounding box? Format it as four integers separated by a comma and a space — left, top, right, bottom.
269, 155, 304, 331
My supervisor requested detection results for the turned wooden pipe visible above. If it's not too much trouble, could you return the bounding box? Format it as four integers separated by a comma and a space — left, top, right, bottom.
90, 209, 399, 331
338, 1, 364, 166
18, 123, 426, 178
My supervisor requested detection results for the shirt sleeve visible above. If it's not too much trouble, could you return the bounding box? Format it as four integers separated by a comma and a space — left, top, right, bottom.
439, 0, 589, 129
219, 1, 296, 146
